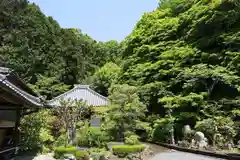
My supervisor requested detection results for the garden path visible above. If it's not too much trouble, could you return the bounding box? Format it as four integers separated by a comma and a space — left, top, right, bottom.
149, 151, 224, 160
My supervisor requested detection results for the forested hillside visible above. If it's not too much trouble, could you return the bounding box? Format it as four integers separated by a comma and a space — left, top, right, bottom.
1, 0, 239, 153
0, 0, 121, 99
119, 0, 240, 141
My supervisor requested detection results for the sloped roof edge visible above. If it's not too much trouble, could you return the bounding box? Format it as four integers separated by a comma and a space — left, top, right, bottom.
0, 68, 48, 108
48, 84, 108, 104
0, 67, 39, 96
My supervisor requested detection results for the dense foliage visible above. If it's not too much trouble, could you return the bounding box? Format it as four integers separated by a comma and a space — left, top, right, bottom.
103, 84, 146, 142
120, 0, 240, 143
20, 110, 54, 152
87, 62, 121, 97
2, 0, 240, 154
0, 0, 121, 97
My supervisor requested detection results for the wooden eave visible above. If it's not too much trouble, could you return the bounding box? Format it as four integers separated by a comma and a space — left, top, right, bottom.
0, 67, 49, 109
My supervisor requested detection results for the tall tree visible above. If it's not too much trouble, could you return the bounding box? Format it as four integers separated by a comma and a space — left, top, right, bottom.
105, 84, 146, 141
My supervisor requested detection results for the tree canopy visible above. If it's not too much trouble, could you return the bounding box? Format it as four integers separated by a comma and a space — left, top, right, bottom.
0, 0, 120, 96
2, 0, 239, 149
120, 0, 240, 127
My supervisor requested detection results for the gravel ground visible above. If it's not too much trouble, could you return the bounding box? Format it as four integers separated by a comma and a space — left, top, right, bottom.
149, 151, 224, 160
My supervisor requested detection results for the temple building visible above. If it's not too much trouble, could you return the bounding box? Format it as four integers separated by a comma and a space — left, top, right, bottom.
49, 84, 109, 143
0, 67, 48, 159
49, 84, 109, 126
48, 84, 108, 107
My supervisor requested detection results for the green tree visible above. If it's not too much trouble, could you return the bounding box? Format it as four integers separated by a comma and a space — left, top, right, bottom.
195, 117, 237, 147
29, 75, 70, 100
104, 84, 146, 142
54, 99, 89, 146
20, 110, 53, 152
96, 40, 122, 64
88, 62, 121, 97
0, 0, 109, 98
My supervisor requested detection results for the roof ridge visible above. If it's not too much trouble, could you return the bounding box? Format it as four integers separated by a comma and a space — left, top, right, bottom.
74, 84, 89, 88
48, 87, 77, 103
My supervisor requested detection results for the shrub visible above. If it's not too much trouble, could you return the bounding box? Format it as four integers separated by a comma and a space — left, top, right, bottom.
124, 131, 135, 137
87, 148, 111, 160
125, 135, 140, 145
20, 111, 50, 152
195, 117, 237, 147
90, 152, 105, 160
41, 145, 51, 154
54, 146, 77, 159
74, 124, 111, 147
152, 118, 174, 143
183, 130, 195, 142
54, 146, 89, 160
112, 144, 145, 157
54, 133, 68, 147
75, 150, 89, 160
74, 123, 89, 146
87, 127, 110, 147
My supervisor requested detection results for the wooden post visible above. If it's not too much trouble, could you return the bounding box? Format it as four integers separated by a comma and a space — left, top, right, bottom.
14, 109, 20, 152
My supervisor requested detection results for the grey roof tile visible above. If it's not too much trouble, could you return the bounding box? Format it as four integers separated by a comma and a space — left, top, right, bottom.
48, 85, 109, 107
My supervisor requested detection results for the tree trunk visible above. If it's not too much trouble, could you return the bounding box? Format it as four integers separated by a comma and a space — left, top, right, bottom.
69, 122, 73, 145
70, 119, 76, 145
65, 122, 69, 147
120, 121, 125, 142
213, 134, 216, 147
170, 127, 175, 145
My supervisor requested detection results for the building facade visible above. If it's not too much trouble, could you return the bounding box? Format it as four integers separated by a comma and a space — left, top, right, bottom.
49, 84, 109, 142
0, 67, 48, 159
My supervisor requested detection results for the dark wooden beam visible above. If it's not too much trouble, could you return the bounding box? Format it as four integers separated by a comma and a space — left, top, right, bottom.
14, 109, 20, 148
0, 86, 28, 106
0, 105, 20, 110
0, 108, 18, 111
0, 92, 19, 105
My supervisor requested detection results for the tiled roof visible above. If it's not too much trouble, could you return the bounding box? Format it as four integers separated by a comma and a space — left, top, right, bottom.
48, 85, 109, 107
0, 67, 47, 108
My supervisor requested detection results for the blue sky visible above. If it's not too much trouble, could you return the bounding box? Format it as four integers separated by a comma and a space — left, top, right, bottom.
29, 0, 158, 42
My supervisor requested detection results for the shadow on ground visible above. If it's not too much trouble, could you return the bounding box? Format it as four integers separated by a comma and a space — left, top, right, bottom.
14, 152, 37, 160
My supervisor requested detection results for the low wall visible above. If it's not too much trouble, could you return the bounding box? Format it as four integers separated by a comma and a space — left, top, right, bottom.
150, 141, 240, 160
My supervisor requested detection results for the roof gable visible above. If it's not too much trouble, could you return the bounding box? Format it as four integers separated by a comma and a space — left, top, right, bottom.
48, 85, 108, 107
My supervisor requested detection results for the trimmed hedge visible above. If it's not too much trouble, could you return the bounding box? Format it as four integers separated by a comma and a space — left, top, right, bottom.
54, 146, 89, 160
75, 150, 89, 160
112, 144, 145, 157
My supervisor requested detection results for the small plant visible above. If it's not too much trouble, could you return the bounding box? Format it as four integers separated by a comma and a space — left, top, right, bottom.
125, 135, 140, 145
87, 147, 111, 160
124, 131, 136, 137
75, 150, 89, 160
87, 127, 110, 147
